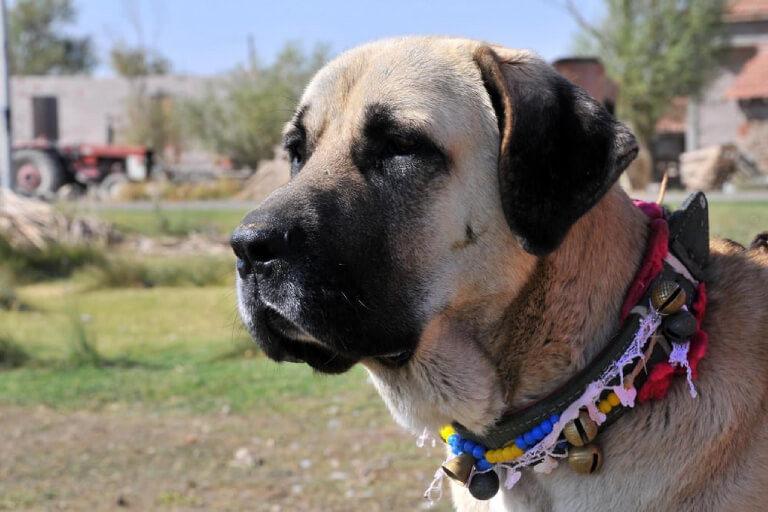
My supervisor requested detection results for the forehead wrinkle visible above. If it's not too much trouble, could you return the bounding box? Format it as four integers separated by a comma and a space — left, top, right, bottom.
300, 40, 496, 159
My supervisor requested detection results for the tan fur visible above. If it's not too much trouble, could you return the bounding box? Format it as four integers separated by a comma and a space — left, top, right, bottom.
296, 37, 768, 511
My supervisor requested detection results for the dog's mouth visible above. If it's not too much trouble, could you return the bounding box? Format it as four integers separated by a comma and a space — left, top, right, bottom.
260, 306, 413, 372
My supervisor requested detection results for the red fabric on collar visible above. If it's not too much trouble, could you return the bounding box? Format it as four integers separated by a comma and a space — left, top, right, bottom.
624, 200, 709, 403
620, 201, 669, 321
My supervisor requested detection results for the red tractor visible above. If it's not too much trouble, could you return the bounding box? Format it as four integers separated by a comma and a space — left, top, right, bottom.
11, 140, 153, 199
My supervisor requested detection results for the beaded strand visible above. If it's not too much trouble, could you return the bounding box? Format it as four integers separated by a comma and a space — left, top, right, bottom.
439, 390, 624, 470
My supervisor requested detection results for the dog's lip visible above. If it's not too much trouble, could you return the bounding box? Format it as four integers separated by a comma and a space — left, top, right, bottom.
263, 307, 320, 345
375, 350, 413, 367
259, 306, 413, 369
259, 307, 358, 373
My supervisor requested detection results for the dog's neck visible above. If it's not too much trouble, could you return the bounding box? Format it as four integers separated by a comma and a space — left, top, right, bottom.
491, 186, 649, 408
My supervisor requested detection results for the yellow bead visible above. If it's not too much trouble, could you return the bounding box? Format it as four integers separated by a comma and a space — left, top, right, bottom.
499, 445, 523, 461
598, 400, 612, 414
440, 425, 455, 440
607, 392, 620, 407
486, 450, 497, 463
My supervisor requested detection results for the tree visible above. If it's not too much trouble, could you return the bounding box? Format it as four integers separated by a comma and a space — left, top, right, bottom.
567, 0, 727, 186
109, 40, 179, 160
8, 0, 96, 75
110, 44, 172, 78
184, 41, 330, 169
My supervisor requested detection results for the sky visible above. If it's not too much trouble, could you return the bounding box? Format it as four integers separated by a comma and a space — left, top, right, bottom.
63, 0, 605, 76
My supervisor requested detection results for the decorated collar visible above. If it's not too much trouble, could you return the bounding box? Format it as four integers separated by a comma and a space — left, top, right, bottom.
421, 192, 711, 503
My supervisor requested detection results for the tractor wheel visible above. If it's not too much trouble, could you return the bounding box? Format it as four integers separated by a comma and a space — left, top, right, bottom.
11, 149, 66, 198
98, 172, 130, 200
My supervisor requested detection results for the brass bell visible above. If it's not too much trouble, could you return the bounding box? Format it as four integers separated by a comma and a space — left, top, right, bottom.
442, 453, 475, 486
651, 280, 686, 315
562, 411, 598, 447
661, 310, 698, 343
567, 444, 603, 474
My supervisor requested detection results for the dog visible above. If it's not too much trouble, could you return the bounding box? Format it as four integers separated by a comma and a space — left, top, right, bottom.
232, 37, 768, 511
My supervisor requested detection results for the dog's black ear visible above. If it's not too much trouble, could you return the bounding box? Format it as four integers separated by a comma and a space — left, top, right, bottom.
473, 46, 638, 255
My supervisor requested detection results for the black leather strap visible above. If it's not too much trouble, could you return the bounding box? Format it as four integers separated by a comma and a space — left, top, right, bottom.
667, 192, 709, 281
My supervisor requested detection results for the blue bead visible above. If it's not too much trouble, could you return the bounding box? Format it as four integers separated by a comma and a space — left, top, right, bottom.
515, 436, 527, 450
541, 420, 553, 434
532, 426, 545, 441
236, 258, 245, 269
476, 459, 493, 471
550, 414, 560, 425
452, 445, 461, 455
463, 440, 476, 453
472, 445, 486, 459
523, 432, 536, 446
447, 434, 460, 446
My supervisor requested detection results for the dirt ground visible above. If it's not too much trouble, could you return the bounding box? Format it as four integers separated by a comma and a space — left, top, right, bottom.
0, 406, 453, 512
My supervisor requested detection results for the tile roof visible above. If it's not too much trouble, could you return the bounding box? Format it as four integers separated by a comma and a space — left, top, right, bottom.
726, 0, 768, 21
726, 45, 768, 99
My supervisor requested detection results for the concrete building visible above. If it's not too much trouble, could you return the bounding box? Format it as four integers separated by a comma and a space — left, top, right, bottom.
687, 0, 768, 158
555, 1, 768, 186
10, 75, 215, 155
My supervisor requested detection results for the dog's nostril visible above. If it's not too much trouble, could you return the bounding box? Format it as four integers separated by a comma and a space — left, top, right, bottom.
248, 239, 279, 265
231, 223, 305, 275
235, 257, 249, 277
284, 226, 306, 250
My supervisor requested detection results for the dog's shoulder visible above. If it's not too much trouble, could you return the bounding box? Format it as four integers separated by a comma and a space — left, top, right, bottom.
702, 237, 768, 391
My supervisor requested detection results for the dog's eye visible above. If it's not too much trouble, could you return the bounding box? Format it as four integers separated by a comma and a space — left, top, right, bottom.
383, 136, 418, 157
287, 143, 306, 175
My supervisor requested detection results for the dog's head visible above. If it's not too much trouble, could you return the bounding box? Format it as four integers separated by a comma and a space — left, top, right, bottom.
232, 37, 637, 433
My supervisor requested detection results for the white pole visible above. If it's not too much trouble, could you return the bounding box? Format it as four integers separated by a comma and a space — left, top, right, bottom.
0, 0, 11, 191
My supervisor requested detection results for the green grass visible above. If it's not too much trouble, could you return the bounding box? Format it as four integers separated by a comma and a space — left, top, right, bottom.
75, 254, 233, 289
4, 284, 243, 364
0, 358, 375, 414
59, 207, 248, 238
660, 200, 768, 246
704, 202, 768, 246
0, 281, 380, 413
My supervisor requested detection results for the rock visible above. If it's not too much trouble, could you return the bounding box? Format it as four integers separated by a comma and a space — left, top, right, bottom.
0, 188, 121, 248
230, 447, 258, 469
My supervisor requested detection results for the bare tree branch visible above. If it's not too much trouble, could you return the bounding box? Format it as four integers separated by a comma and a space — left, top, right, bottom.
565, 0, 610, 48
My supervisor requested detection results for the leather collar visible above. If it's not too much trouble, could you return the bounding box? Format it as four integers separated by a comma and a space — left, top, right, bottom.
452, 192, 710, 450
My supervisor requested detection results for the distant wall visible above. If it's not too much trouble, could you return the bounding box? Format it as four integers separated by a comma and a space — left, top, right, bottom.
10, 75, 217, 145
691, 47, 755, 150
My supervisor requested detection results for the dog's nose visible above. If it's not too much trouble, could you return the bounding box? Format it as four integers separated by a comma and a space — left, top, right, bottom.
231, 212, 306, 276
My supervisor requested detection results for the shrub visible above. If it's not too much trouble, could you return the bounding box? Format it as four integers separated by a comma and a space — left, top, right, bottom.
76, 256, 231, 289
0, 334, 31, 369
66, 313, 103, 367
0, 268, 18, 310
0, 234, 105, 283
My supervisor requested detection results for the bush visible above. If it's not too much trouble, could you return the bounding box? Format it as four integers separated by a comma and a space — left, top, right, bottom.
0, 268, 18, 310
0, 334, 31, 369
76, 256, 231, 289
66, 313, 104, 367
184, 41, 329, 168
0, 234, 105, 283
